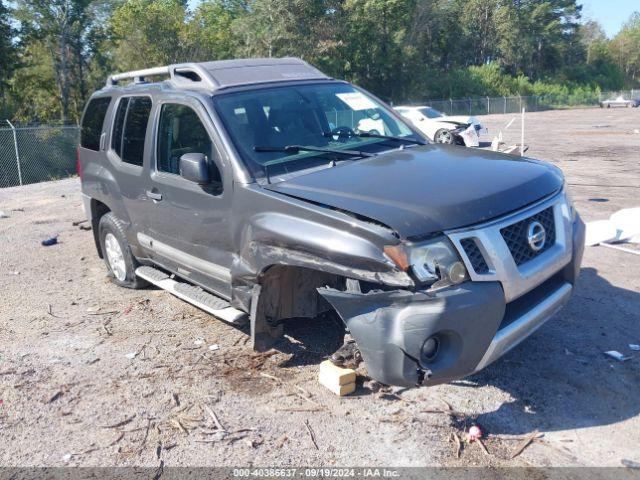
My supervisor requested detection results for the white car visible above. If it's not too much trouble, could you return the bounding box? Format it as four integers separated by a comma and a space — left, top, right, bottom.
393, 105, 486, 147
599, 96, 639, 108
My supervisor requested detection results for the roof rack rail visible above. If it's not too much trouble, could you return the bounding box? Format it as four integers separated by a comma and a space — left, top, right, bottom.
106, 63, 219, 90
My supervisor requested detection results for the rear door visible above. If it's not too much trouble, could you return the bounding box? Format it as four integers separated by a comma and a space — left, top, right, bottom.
137, 97, 233, 298
105, 95, 153, 245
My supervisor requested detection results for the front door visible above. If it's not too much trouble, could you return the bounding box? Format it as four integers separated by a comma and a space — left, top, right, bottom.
139, 98, 233, 298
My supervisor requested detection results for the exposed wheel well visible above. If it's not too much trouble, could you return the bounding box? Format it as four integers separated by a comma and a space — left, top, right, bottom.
90, 199, 111, 258
250, 264, 343, 351
258, 265, 342, 321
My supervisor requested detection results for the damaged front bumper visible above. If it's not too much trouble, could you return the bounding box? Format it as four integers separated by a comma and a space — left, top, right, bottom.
319, 197, 586, 388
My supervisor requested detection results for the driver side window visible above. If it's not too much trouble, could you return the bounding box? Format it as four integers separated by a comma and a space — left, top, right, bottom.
156, 103, 221, 183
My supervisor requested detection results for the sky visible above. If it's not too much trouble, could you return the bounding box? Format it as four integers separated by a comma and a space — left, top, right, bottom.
579, 0, 638, 37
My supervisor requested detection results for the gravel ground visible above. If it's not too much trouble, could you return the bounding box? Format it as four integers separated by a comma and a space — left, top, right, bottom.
0, 107, 639, 468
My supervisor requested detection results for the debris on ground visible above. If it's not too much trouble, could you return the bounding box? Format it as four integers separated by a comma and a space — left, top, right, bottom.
509, 430, 541, 459
629, 344, 640, 351
208, 344, 220, 351
466, 425, 483, 443
451, 432, 462, 458
622, 459, 640, 469
604, 350, 632, 361
304, 419, 319, 450
41, 234, 59, 246
329, 336, 362, 369
0, 211, 9, 219
318, 359, 356, 396
585, 208, 640, 256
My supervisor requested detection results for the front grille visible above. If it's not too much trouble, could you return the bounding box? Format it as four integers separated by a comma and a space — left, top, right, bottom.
500, 207, 556, 265
460, 238, 489, 274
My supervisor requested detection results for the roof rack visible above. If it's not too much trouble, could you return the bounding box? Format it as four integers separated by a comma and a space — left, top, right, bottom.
106, 63, 219, 90
105, 58, 330, 91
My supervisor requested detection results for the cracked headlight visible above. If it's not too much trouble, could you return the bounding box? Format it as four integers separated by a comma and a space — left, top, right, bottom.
385, 237, 470, 289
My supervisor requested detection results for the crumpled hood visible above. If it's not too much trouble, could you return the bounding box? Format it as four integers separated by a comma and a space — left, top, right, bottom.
265, 144, 563, 239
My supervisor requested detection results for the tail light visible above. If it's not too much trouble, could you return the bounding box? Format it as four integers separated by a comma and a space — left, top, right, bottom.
76, 147, 82, 179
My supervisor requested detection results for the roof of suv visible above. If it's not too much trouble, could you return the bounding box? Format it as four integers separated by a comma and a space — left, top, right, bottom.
103, 57, 331, 93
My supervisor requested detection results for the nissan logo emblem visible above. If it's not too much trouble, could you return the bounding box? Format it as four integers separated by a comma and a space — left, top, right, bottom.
527, 221, 546, 252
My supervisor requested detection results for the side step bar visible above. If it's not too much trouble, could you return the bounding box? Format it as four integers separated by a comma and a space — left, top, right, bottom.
135, 266, 248, 326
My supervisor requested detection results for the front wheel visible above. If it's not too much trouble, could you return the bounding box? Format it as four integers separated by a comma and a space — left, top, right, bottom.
98, 213, 147, 289
434, 129, 455, 144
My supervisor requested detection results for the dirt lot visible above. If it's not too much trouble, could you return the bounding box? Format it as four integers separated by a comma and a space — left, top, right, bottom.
1, 108, 639, 469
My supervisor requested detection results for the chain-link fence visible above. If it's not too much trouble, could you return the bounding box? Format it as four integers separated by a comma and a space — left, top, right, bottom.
406, 90, 640, 116
0, 123, 79, 188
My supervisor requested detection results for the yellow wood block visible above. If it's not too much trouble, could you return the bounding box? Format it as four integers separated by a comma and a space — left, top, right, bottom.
319, 360, 357, 396
319, 379, 356, 396
319, 360, 356, 385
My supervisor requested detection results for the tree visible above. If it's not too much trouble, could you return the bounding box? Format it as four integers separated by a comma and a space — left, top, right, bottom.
109, 0, 190, 71
13, 0, 100, 122
0, 0, 18, 111
611, 12, 640, 84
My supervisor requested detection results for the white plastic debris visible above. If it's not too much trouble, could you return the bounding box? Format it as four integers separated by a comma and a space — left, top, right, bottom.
194, 338, 205, 346
125, 351, 138, 360
63, 453, 72, 462
585, 208, 640, 249
208, 344, 220, 351
0, 211, 8, 219
604, 350, 632, 361
629, 344, 640, 351
585, 220, 618, 246
610, 208, 640, 242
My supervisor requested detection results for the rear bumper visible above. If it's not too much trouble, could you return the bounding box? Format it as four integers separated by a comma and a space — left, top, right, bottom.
319, 213, 585, 387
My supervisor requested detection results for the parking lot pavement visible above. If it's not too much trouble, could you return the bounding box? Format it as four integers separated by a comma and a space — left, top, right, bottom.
0, 108, 639, 468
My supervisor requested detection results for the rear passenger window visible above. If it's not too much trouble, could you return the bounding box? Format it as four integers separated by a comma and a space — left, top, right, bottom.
111, 96, 152, 167
81, 97, 111, 151
157, 103, 215, 177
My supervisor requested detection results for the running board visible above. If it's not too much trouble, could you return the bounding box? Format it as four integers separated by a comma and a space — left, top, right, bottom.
135, 266, 248, 325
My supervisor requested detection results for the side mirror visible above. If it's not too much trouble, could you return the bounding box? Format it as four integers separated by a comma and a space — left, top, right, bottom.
179, 153, 209, 184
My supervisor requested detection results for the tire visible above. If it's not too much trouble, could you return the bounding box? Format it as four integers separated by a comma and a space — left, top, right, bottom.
98, 212, 147, 289
434, 129, 455, 144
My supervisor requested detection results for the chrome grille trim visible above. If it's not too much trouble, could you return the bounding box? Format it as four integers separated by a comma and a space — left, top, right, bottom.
446, 190, 573, 302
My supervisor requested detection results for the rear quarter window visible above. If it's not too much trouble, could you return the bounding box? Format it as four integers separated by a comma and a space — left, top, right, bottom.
81, 97, 111, 151
110, 96, 152, 167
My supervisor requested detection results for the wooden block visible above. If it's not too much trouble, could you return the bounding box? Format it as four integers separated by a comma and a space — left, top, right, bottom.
319, 360, 357, 396
319, 379, 356, 396
319, 360, 356, 385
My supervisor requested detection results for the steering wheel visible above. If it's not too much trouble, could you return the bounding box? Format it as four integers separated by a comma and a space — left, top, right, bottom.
330, 126, 356, 142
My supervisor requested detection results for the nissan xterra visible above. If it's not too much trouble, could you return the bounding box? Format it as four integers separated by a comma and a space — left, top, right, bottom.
78, 58, 585, 387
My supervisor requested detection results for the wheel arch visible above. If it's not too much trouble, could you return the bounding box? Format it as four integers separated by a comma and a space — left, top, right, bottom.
90, 198, 111, 258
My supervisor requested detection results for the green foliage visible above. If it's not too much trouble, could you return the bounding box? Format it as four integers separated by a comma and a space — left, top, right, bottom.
1, 0, 638, 123
0, 0, 18, 116
610, 12, 640, 84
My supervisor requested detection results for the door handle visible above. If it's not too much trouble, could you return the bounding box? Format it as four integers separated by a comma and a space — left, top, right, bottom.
146, 190, 162, 201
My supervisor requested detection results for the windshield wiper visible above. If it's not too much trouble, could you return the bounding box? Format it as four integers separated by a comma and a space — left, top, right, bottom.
254, 145, 375, 158
354, 132, 427, 145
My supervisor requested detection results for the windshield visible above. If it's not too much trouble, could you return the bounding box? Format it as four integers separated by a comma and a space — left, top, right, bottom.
418, 107, 444, 119
213, 82, 418, 178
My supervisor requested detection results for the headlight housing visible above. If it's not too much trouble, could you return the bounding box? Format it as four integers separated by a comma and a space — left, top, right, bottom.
385, 236, 470, 290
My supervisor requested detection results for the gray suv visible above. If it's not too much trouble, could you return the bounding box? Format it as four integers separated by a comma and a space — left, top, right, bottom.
79, 58, 585, 387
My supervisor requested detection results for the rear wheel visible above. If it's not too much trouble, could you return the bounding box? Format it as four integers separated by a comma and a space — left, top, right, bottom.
98, 213, 147, 289
434, 129, 455, 144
